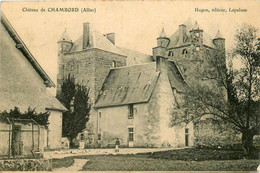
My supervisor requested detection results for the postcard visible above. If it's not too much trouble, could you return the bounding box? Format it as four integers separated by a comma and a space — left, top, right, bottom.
0, 0, 259, 172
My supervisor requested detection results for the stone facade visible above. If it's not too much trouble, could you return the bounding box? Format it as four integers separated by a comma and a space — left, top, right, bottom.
57, 20, 225, 148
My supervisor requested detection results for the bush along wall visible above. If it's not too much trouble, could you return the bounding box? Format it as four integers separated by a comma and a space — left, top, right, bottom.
0, 159, 52, 171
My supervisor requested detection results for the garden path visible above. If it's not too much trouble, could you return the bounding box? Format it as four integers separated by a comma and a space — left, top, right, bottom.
53, 159, 88, 171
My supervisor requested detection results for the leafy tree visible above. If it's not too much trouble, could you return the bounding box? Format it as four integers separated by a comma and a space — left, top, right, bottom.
56, 75, 91, 146
171, 24, 259, 157
0, 106, 50, 128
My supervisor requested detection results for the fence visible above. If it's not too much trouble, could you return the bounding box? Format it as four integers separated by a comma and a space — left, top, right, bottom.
0, 117, 45, 159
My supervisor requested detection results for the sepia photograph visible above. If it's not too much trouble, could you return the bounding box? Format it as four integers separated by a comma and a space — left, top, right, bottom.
0, 0, 259, 172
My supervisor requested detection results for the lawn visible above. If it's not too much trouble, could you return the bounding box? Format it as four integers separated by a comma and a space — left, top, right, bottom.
52, 148, 260, 171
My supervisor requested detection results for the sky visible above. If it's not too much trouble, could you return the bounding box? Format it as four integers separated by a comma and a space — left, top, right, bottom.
1, 1, 260, 95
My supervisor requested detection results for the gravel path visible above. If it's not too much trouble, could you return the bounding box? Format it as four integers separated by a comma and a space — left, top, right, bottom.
53, 159, 88, 171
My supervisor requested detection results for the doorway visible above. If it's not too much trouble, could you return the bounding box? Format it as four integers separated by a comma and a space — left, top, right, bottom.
185, 128, 189, 146
12, 125, 22, 156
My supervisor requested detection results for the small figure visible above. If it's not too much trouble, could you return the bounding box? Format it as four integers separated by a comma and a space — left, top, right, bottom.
115, 138, 120, 152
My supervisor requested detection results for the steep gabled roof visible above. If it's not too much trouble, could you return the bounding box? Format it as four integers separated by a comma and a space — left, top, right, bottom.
94, 62, 160, 108
68, 24, 124, 55
0, 12, 55, 87
166, 59, 188, 92
58, 28, 72, 42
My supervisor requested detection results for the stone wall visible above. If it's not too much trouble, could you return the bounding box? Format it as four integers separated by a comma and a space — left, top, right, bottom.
194, 118, 241, 147
47, 110, 62, 149
57, 48, 126, 102
57, 48, 126, 142
0, 159, 52, 171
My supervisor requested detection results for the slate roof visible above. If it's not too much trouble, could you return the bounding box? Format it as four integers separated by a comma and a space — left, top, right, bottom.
66, 23, 153, 65
68, 23, 124, 55
58, 28, 72, 42
215, 30, 224, 39
45, 92, 67, 111
95, 58, 187, 108
95, 62, 160, 108
0, 12, 55, 88
118, 47, 153, 65
166, 19, 216, 49
164, 59, 188, 92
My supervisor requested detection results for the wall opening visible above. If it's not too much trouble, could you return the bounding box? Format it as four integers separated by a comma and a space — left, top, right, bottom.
185, 128, 189, 146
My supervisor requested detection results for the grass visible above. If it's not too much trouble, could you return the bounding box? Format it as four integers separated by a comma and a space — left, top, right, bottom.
52, 157, 74, 169
139, 147, 248, 161
52, 148, 260, 171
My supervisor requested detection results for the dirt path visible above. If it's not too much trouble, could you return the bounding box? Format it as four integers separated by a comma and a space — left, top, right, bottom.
53, 159, 88, 171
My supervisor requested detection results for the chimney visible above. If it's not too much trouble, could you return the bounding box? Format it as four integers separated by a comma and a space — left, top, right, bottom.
83, 22, 90, 49
105, 33, 115, 45
179, 24, 186, 45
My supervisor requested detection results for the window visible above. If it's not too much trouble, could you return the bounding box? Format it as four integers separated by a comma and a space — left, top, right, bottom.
98, 133, 101, 140
99, 112, 102, 118
128, 128, 134, 141
185, 128, 189, 146
185, 128, 189, 134
182, 49, 188, 55
112, 61, 117, 68
129, 104, 134, 119
80, 133, 84, 140
195, 46, 200, 51
168, 51, 174, 57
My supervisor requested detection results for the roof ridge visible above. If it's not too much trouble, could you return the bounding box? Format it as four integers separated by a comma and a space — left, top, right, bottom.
0, 12, 55, 87
118, 46, 152, 56
111, 62, 156, 70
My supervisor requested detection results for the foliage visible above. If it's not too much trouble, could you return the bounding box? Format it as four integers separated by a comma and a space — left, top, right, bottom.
56, 75, 91, 145
171, 24, 260, 157
0, 107, 50, 128
0, 159, 52, 171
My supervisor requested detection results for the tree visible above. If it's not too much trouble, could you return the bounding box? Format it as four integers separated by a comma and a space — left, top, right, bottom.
171, 24, 259, 157
56, 75, 91, 146
0, 106, 50, 128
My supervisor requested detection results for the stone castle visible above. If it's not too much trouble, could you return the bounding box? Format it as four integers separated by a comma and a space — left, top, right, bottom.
57, 19, 226, 148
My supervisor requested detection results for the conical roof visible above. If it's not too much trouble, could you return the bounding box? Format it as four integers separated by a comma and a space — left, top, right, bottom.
159, 28, 167, 38
193, 21, 200, 30
58, 28, 71, 42
215, 30, 223, 39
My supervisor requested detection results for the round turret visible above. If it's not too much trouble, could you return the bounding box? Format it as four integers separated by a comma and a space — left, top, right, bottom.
157, 28, 170, 48
57, 28, 73, 53
213, 30, 225, 50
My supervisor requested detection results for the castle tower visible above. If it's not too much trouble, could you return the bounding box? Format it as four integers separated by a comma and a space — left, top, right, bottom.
190, 21, 203, 50
57, 28, 73, 54
153, 28, 169, 60
213, 30, 225, 50
178, 24, 187, 45
157, 28, 169, 47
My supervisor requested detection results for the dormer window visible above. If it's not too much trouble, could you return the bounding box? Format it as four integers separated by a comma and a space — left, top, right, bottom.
112, 61, 117, 68
168, 51, 174, 57
182, 49, 188, 55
